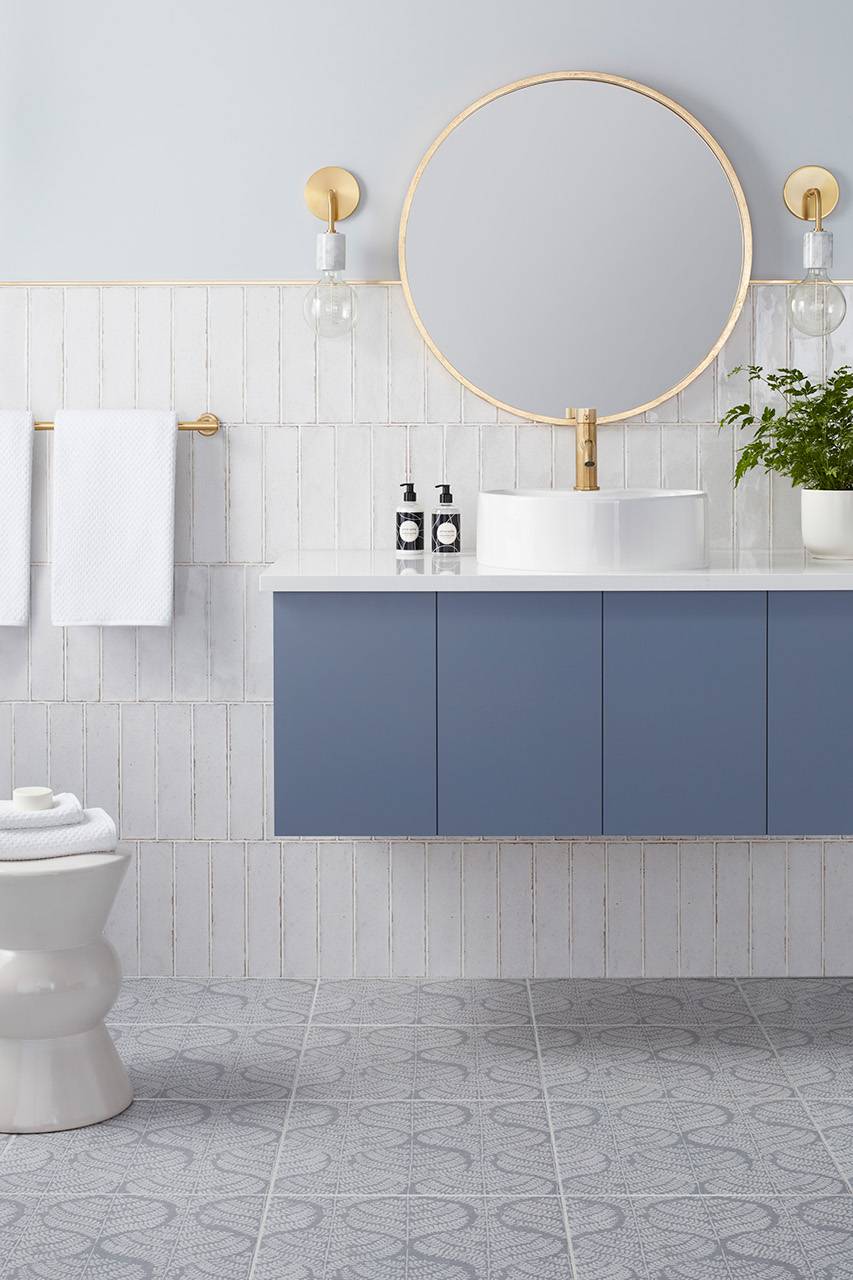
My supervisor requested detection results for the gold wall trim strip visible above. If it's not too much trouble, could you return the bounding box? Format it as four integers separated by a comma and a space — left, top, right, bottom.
0, 278, 850, 288
0, 279, 403, 288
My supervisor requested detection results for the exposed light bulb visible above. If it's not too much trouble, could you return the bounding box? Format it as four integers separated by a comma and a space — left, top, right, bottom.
790, 230, 847, 337
303, 270, 358, 339
304, 230, 358, 339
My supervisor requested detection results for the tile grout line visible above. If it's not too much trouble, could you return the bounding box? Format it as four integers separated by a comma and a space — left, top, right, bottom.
246, 975, 320, 1279
525, 978, 580, 1280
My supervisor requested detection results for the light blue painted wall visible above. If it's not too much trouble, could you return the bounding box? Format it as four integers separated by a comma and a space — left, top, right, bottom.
1, 0, 851, 280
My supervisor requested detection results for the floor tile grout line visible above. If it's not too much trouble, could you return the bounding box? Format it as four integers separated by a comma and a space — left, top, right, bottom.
246, 976, 320, 1280
526, 979, 580, 1280
735, 978, 853, 1207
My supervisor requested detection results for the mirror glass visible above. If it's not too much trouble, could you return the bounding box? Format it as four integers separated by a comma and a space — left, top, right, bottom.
400, 74, 751, 423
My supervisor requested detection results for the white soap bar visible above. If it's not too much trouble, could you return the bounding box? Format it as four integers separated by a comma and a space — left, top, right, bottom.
13, 786, 54, 811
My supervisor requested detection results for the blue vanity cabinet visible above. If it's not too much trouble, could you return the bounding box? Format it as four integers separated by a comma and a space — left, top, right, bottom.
603, 592, 767, 836
437, 592, 602, 836
768, 591, 853, 834
273, 592, 437, 836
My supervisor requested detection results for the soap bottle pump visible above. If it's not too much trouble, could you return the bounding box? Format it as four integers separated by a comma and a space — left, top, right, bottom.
395, 481, 425, 556
431, 483, 462, 554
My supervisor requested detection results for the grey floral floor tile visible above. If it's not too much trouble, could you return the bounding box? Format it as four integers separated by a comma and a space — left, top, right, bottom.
631, 1197, 724, 1276
272, 1099, 556, 1199
2, 1193, 114, 1279
648, 1025, 795, 1101
783, 1195, 853, 1278
275, 1100, 412, 1197
539, 1026, 661, 1103
416, 1027, 542, 1101
121, 1099, 288, 1197
744, 977, 853, 1028
551, 1102, 629, 1197
193, 978, 316, 1025
108, 977, 209, 1025
311, 979, 533, 1027
531, 979, 755, 1031
109, 1025, 186, 1098
703, 1196, 817, 1277
254, 1198, 569, 1280
563, 1197, 648, 1278
766, 1025, 853, 1099
807, 1100, 853, 1186
0, 1101, 154, 1196
297, 1025, 417, 1100
157, 1025, 304, 1100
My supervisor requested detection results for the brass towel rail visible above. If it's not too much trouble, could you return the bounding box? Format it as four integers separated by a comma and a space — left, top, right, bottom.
34, 412, 220, 437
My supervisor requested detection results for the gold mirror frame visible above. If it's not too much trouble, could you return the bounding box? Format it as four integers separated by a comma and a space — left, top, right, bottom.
398, 71, 753, 425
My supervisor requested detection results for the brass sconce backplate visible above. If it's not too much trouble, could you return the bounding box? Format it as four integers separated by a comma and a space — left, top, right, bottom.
304, 167, 361, 221
784, 166, 840, 222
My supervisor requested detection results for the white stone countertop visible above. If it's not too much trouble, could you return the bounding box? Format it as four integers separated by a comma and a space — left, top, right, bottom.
259, 550, 853, 592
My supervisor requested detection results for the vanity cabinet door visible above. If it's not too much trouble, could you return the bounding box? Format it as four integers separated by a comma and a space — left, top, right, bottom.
603, 592, 766, 836
437, 592, 602, 837
768, 591, 853, 835
274, 593, 437, 837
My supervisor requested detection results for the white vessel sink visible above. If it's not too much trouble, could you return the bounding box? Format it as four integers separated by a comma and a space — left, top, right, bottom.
477, 488, 708, 573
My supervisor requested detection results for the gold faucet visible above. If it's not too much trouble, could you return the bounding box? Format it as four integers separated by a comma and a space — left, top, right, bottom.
569, 407, 599, 492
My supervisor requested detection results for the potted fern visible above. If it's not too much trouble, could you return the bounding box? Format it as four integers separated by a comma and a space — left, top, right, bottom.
721, 365, 853, 558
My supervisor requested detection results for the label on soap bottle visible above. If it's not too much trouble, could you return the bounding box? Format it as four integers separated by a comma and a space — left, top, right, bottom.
431, 511, 461, 553
396, 510, 424, 552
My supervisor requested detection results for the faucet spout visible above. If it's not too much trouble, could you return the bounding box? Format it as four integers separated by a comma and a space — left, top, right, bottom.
573, 407, 599, 492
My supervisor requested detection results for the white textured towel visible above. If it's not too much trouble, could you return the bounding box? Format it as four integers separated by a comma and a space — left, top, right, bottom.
0, 410, 34, 625
51, 409, 178, 626
0, 792, 84, 830
0, 807, 116, 860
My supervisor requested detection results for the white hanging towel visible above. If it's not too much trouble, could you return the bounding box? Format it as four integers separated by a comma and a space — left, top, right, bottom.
51, 409, 178, 625
0, 410, 34, 625
0, 792, 85, 829
0, 807, 116, 860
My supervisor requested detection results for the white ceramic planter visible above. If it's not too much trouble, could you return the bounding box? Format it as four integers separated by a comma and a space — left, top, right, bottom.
801, 489, 853, 559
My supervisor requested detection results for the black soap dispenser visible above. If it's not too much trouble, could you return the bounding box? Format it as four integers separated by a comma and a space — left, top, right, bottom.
395, 481, 425, 556
431, 483, 462, 554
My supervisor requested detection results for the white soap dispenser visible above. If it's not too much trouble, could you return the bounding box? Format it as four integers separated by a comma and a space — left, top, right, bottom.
395, 481, 425, 557
431, 483, 462, 555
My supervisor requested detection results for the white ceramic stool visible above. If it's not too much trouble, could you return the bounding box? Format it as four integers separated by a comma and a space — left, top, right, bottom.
0, 850, 132, 1132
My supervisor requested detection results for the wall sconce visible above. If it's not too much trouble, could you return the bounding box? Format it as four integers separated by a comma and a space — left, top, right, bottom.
784, 165, 847, 337
303, 166, 360, 338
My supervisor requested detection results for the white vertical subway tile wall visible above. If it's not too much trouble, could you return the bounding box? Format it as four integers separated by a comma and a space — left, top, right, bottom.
0, 281, 850, 979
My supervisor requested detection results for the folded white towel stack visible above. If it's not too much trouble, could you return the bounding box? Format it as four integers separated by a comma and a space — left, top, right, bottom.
51, 409, 178, 626
0, 792, 85, 830
0, 410, 34, 626
0, 807, 116, 861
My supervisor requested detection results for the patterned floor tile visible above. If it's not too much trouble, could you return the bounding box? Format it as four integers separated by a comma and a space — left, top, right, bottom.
108, 1025, 186, 1098
807, 1100, 853, 1186
310, 979, 533, 1027
275, 1100, 413, 1197
108, 977, 209, 1025
766, 1025, 853, 1099
744, 978, 853, 1028
416, 1027, 542, 1101
156, 1026, 304, 1100
193, 978, 316, 1025
648, 1025, 795, 1101
2, 1194, 114, 1279
254, 1198, 569, 1280
563, 1197, 648, 1277
0, 1102, 153, 1196
704, 1196, 818, 1277
783, 1196, 853, 1278
121, 1099, 288, 1197
632, 1197, 724, 1276
297, 1026, 417, 1100
272, 1099, 557, 1199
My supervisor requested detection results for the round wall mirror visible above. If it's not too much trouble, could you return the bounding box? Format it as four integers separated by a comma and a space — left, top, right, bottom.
399, 72, 752, 424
